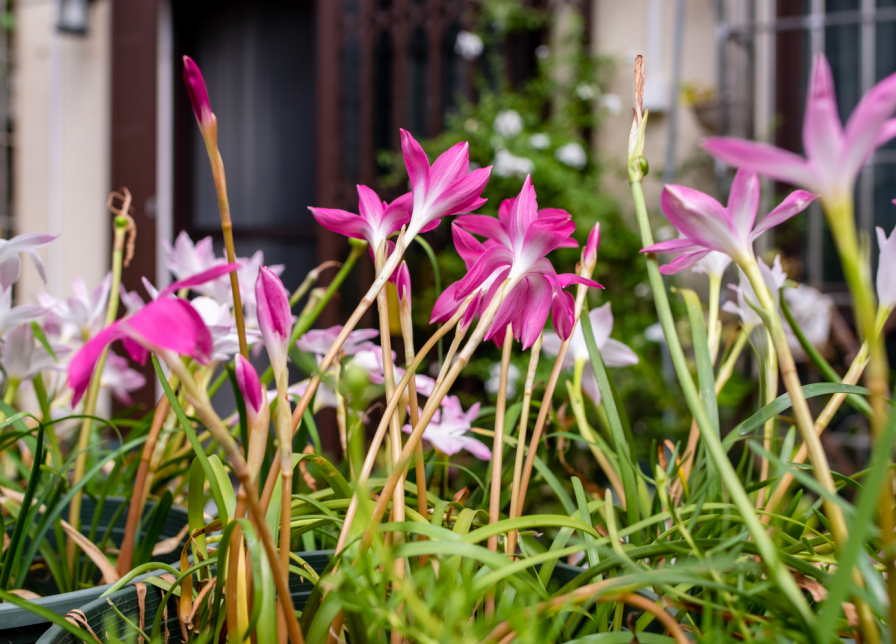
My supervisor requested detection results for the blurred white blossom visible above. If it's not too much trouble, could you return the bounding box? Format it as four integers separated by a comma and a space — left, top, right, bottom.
555, 142, 587, 169
783, 284, 833, 361
722, 256, 787, 330
529, 133, 550, 150
454, 31, 484, 61
535, 45, 550, 60
493, 150, 535, 178
599, 94, 622, 115
485, 362, 519, 398
493, 110, 524, 138
575, 83, 596, 100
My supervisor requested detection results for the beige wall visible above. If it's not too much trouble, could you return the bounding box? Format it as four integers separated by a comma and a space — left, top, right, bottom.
593, 0, 719, 210
14, 0, 111, 304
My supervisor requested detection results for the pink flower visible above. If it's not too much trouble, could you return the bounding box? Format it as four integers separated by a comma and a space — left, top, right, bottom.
402, 395, 490, 459
297, 326, 379, 359
704, 53, 896, 204
395, 261, 411, 302
68, 298, 214, 405
432, 176, 598, 349
0, 233, 58, 289
582, 223, 601, 274
255, 266, 292, 373
39, 274, 112, 342
309, 185, 413, 251
0, 288, 46, 337
722, 256, 788, 330
401, 129, 492, 237
350, 349, 435, 396
182, 56, 213, 132
641, 169, 815, 274
235, 354, 264, 428
99, 353, 146, 405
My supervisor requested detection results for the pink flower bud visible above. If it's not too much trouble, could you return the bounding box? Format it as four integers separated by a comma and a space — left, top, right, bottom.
255, 266, 291, 372
182, 56, 213, 131
235, 354, 263, 427
395, 261, 411, 302
581, 223, 600, 279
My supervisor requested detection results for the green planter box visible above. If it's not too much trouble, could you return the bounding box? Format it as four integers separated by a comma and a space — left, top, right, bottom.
0, 497, 189, 644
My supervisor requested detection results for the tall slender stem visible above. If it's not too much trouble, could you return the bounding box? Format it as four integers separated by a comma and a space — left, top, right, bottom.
756, 329, 777, 509
398, 291, 429, 529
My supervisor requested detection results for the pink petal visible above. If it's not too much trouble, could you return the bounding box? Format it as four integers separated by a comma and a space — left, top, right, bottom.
459, 436, 492, 461
455, 246, 513, 300
160, 262, 240, 298
428, 142, 471, 196
255, 267, 291, 366
430, 281, 464, 324
308, 207, 371, 241
69, 325, 125, 405
874, 118, 896, 149
400, 129, 430, 195
516, 275, 552, 349
452, 224, 487, 269
802, 53, 845, 184
659, 185, 739, 255
702, 137, 816, 190
551, 289, 576, 340
486, 281, 528, 342
380, 192, 414, 236
123, 298, 214, 364
658, 250, 710, 275
509, 175, 539, 249
182, 56, 213, 129
454, 214, 511, 248
498, 198, 514, 229
357, 185, 385, 227
601, 338, 639, 367
583, 223, 600, 266
751, 190, 817, 240
727, 169, 760, 242
641, 237, 707, 255
432, 167, 491, 219
556, 274, 601, 289
393, 261, 411, 301
235, 354, 263, 421
843, 70, 896, 179
122, 337, 150, 364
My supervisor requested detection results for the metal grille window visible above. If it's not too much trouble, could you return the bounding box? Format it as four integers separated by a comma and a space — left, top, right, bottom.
716, 0, 896, 292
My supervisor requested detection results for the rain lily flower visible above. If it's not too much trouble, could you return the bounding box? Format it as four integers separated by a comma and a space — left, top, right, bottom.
39, 274, 112, 342
309, 185, 413, 252
402, 396, 490, 460
0, 233, 58, 289
163, 231, 221, 283
722, 256, 788, 331
351, 349, 435, 397
0, 287, 46, 336
191, 296, 260, 361
99, 353, 147, 405
783, 284, 833, 360
69, 297, 215, 405
641, 169, 815, 274
704, 53, 896, 206
400, 129, 492, 238
183, 56, 214, 135
284, 379, 339, 414
542, 303, 638, 404
432, 175, 598, 349
876, 223, 896, 312
297, 326, 379, 360
1, 324, 70, 384
255, 267, 292, 376
235, 354, 265, 429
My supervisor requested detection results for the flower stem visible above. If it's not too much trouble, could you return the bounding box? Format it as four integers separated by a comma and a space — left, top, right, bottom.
506, 333, 541, 555
756, 328, 777, 510
628, 156, 815, 627
68, 212, 130, 568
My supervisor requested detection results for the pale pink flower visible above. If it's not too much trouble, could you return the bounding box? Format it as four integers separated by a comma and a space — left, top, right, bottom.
641, 169, 815, 274
39, 274, 112, 342
876, 223, 896, 311
692, 251, 732, 279
722, 256, 788, 329
0, 233, 58, 289
350, 349, 435, 396
0, 324, 70, 383
191, 296, 260, 361
704, 53, 896, 204
99, 352, 147, 405
542, 303, 638, 404
297, 326, 379, 360
309, 185, 413, 251
402, 395, 490, 460
0, 287, 46, 336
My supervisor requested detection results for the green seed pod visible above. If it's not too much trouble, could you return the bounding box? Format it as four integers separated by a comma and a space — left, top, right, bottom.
638, 156, 649, 176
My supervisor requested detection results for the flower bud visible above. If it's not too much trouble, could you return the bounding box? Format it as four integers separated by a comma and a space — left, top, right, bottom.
182, 56, 213, 133
255, 266, 292, 374
581, 223, 600, 280
235, 354, 263, 428
395, 261, 411, 303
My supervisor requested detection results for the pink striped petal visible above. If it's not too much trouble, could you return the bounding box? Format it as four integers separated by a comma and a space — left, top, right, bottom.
235, 354, 264, 424
160, 262, 240, 298
583, 223, 600, 267
751, 190, 817, 240
516, 274, 552, 349
551, 289, 576, 340
454, 214, 511, 248
658, 250, 710, 275
255, 266, 291, 369
69, 325, 125, 405
452, 224, 487, 268
309, 207, 371, 241
486, 281, 528, 342
660, 185, 740, 255
843, 69, 896, 179
641, 237, 707, 255
802, 53, 845, 184
702, 137, 816, 190
400, 129, 430, 195
430, 281, 464, 324
428, 142, 470, 195
727, 169, 760, 242
123, 298, 214, 364
393, 261, 411, 301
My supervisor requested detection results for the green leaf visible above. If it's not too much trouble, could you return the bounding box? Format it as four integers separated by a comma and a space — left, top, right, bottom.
739, 383, 873, 435
0, 419, 43, 588
30, 321, 57, 361
208, 455, 236, 520
571, 476, 600, 570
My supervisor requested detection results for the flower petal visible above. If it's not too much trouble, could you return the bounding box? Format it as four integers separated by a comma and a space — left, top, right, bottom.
751, 190, 817, 240
486, 281, 528, 342
727, 169, 760, 243
451, 224, 487, 269
182, 56, 213, 128
454, 214, 511, 248
658, 250, 711, 275
516, 275, 552, 350
308, 207, 371, 242
601, 338, 639, 367
458, 436, 492, 461
802, 53, 845, 184
69, 324, 126, 405
659, 185, 739, 256
400, 129, 430, 195
551, 289, 576, 340
843, 69, 896, 180
123, 298, 214, 364
235, 354, 264, 423
702, 137, 816, 190
160, 262, 240, 298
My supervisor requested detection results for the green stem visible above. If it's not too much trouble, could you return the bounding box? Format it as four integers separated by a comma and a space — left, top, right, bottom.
627, 162, 815, 629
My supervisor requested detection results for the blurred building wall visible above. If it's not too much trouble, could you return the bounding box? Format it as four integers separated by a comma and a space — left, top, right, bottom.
592, 0, 719, 208
14, 0, 111, 304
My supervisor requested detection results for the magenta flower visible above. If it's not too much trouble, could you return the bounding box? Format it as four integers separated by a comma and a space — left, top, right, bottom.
255, 267, 292, 374
641, 169, 815, 274
0, 233, 58, 290
401, 129, 492, 237
309, 185, 413, 251
395, 261, 411, 302
582, 223, 601, 273
68, 298, 214, 405
182, 56, 213, 132
235, 354, 264, 428
432, 176, 598, 349
402, 396, 490, 459
704, 53, 896, 204
297, 326, 379, 359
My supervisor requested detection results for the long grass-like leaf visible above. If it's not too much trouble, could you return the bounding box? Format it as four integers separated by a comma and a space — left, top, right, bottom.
0, 419, 42, 589
738, 383, 873, 436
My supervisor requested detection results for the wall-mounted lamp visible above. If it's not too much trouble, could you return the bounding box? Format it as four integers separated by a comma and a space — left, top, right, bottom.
57, 0, 90, 35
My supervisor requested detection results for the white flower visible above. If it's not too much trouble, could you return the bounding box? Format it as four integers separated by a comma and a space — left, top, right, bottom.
529, 133, 550, 150
0, 323, 70, 383
350, 349, 436, 397
555, 142, 587, 169
0, 233, 58, 290
493, 150, 535, 178
691, 251, 732, 279
599, 93, 622, 116
722, 256, 787, 330
535, 45, 550, 60
100, 352, 147, 404
39, 274, 112, 342
403, 396, 490, 460
163, 231, 221, 283
0, 287, 46, 336
493, 110, 524, 138
876, 224, 896, 311
644, 322, 665, 343
575, 83, 596, 101
454, 31, 484, 61
485, 362, 519, 398
191, 296, 261, 361
542, 303, 638, 404
783, 284, 833, 360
